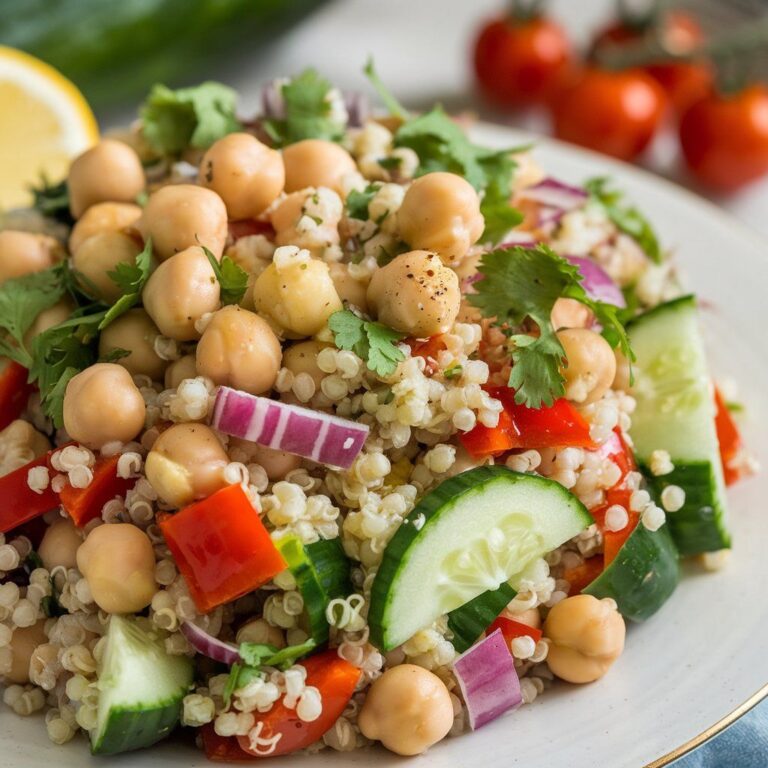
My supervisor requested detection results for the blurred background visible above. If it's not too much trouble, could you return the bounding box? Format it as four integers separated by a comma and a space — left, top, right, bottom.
2, 0, 768, 229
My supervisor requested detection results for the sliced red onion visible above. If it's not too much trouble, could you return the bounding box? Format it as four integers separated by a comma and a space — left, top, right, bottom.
518, 178, 588, 229
344, 91, 370, 127
499, 232, 539, 249
211, 387, 369, 469
453, 629, 522, 730
566, 256, 626, 308
181, 621, 240, 666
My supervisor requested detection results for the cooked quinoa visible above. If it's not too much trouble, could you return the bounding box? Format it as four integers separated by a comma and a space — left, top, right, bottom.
0, 69, 755, 759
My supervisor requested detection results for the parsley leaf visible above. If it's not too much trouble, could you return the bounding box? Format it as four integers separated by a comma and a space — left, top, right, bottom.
585, 177, 661, 264
469, 245, 634, 408
328, 309, 406, 377
345, 183, 379, 220
202, 246, 248, 306
363, 59, 409, 120
141, 82, 241, 156
100, 239, 153, 329
0, 264, 69, 368
30, 176, 73, 226
263, 69, 344, 147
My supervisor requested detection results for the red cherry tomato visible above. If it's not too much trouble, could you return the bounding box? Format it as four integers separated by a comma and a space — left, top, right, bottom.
551, 67, 666, 160
679, 85, 768, 192
473, 15, 572, 107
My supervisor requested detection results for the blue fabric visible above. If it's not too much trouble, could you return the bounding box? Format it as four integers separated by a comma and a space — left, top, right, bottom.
672, 698, 768, 767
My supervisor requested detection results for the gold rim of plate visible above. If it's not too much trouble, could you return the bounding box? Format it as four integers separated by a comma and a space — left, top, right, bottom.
645, 683, 768, 767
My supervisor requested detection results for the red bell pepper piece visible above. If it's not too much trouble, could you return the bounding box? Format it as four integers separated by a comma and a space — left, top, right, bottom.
202, 650, 361, 760
488, 615, 542, 645
563, 556, 605, 593
461, 386, 596, 458
407, 335, 447, 376
59, 455, 134, 527
0, 359, 33, 432
0, 451, 60, 534
158, 484, 287, 614
714, 387, 747, 486
228, 219, 275, 241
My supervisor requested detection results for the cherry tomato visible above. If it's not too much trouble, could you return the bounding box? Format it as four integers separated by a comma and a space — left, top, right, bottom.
473, 15, 572, 107
679, 85, 768, 192
590, 12, 712, 114
551, 67, 666, 160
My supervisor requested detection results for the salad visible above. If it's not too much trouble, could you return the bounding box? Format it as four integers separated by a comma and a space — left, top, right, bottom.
0, 65, 754, 759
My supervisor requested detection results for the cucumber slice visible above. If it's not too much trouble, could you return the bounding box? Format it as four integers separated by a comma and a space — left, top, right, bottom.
368, 467, 591, 651
91, 616, 193, 755
628, 295, 730, 555
447, 582, 516, 653
276, 536, 351, 645
583, 521, 680, 621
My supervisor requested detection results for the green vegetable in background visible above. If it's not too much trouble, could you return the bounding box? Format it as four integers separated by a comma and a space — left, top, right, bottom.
0, 0, 328, 110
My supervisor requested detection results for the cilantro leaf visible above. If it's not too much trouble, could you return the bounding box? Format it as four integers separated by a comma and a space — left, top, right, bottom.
202, 246, 248, 306
263, 69, 344, 147
345, 184, 379, 221
141, 82, 241, 156
0, 264, 69, 368
99, 239, 153, 329
363, 59, 409, 120
328, 310, 406, 377
469, 245, 634, 408
585, 177, 661, 264
29, 176, 73, 226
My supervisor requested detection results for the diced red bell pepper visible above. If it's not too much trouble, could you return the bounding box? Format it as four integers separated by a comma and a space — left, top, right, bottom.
0, 359, 34, 432
202, 650, 361, 760
59, 454, 134, 527
158, 484, 287, 614
714, 387, 747, 486
461, 386, 596, 458
563, 556, 605, 593
228, 219, 275, 241
488, 615, 542, 645
407, 335, 447, 376
0, 450, 60, 534
595, 427, 636, 483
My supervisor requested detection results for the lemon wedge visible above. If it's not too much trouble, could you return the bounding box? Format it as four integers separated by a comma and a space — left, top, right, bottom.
0, 46, 98, 211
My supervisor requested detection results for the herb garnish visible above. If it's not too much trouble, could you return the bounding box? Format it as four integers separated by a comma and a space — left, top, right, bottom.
202, 246, 249, 306
328, 309, 406, 377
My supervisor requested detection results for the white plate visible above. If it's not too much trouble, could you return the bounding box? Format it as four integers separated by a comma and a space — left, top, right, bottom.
3, 125, 767, 768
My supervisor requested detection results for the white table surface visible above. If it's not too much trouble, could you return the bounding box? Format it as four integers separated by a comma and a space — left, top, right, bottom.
214, 0, 768, 238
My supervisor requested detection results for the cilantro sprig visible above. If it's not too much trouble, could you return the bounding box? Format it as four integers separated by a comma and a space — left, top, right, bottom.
469, 245, 634, 409
223, 639, 316, 707
202, 246, 248, 306
328, 309, 406, 377
586, 177, 661, 264
263, 69, 345, 147
99, 239, 153, 329
30, 177, 73, 227
141, 82, 241, 156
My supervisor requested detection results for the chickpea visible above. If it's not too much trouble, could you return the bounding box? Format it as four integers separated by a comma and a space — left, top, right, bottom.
38, 518, 82, 571
282, 139, 357, 195
557, 328, 617, 405
282, 340, 329, 389
0, 231, 62, 284
98, 308, 167, 381
247, 443, 301, 481
367, 250, 460, 337
358, 665, 453, 756
328, 262, 369, 312
5, 620, 48, 684
76, 524, 156, 614
270, 189, 342, 255
544, 594, 625, 684
63, 363, 146, 449
139, 184, 227, 261
551, 297, 593, 331
198, 133, 284, 220
236, 618, 286, 648
23, 299, 74, 347
142, 246, 220, 341
613, 347, 631, 392
252, 248, 342, 338
144, 424, 228, 508
397, 172, 484, 264
72, 231, 142, 303
68, 139, 145, 218
69, 201, 142, 253
0, 420, 50, 475
164, 354, 199, 390
196, 305, 282, 395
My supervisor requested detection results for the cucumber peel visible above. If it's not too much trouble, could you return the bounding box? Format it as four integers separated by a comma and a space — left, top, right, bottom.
368, 467, 591, 651
447, 581, 516, 653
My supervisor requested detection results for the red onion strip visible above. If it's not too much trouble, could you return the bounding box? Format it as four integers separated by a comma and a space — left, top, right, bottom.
181, 621, 240, 666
